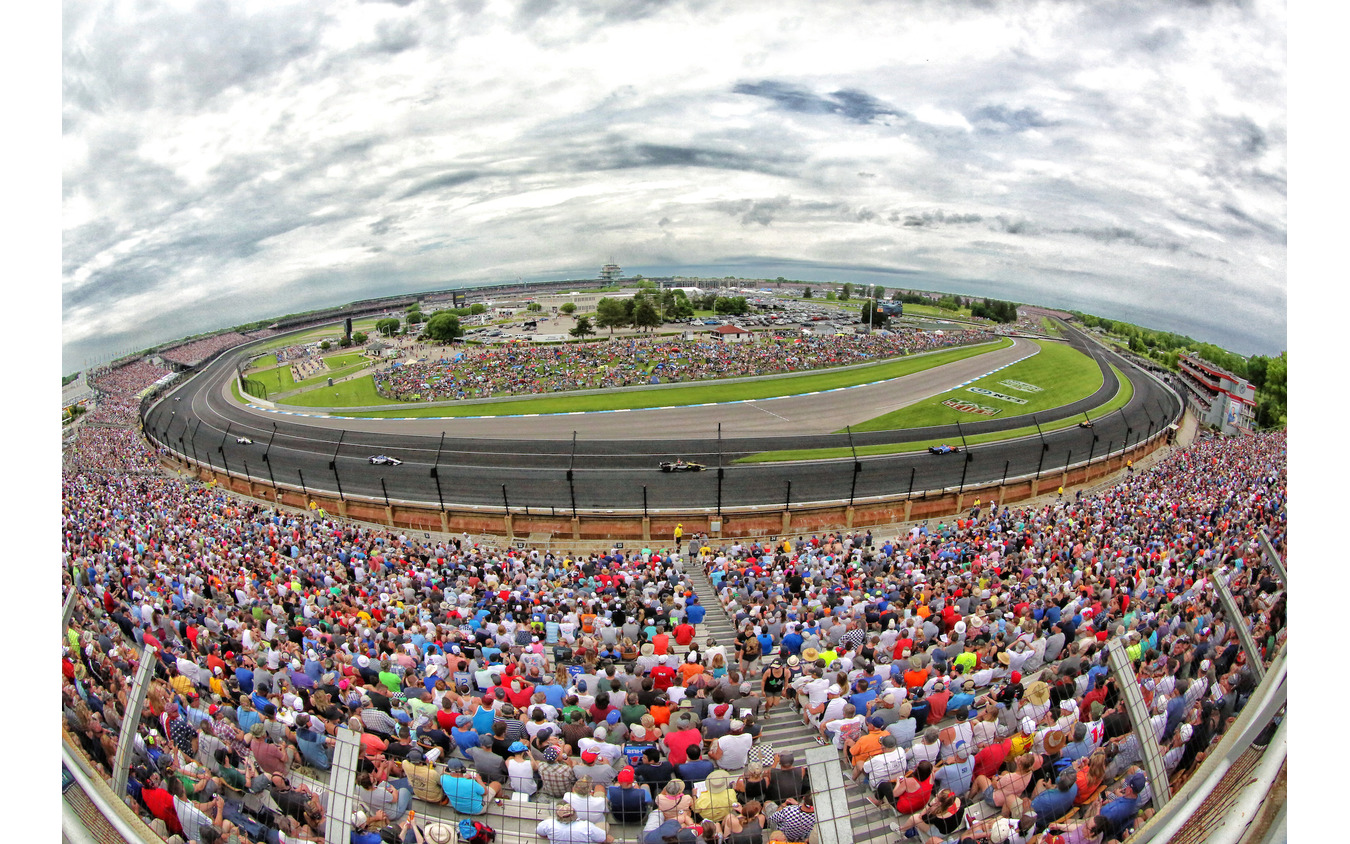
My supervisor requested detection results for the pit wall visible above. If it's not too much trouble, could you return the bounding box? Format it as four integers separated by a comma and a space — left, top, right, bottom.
160, 432, 1168, 545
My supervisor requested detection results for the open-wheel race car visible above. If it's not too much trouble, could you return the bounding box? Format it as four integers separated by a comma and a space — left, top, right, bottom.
660, 459, 706, 472
928, 444, 961, 455
369, 455, 403, 466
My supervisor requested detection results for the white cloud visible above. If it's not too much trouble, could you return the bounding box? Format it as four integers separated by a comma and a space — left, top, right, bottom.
62, 0, 1286, 365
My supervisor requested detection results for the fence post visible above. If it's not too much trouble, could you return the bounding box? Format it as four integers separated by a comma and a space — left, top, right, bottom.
1104, 640, 1172, 810
112, 645, 159, 799
804, 745, 855, 844
1211, 572, 1266, 684
323, 727, 364, 844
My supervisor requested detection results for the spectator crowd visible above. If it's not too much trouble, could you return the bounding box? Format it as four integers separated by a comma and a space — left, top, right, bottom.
162, 333, 250, 368
698, 430, 1285, 843
62, 357, 1285, 844
374, 330, 994, 402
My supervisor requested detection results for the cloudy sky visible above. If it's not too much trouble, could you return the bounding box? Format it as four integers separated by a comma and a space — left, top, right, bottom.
61, 0, 1286, 369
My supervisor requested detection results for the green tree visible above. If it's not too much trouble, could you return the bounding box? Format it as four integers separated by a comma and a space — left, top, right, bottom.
338, 336, 353, 348
320, 340, 331, 351
825, 291, 837, 301
560, 302, 577, 315
405, 310, 424, 326
595, 298, 629, 335
569, 316, 596, 339
376, 318, 400, 336
803, 287, 813, 298
424, 312, 464, 343
859, 299, 891, 328
840, 282, 852, 301
470, 303, 487, 315
633, 299, 662, 331
665, 290, 694, 320
352, 331, 368, 344
526, 302, 542, 312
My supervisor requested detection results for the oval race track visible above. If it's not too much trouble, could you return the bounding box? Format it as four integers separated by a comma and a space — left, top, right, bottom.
142, 321, 1184, 512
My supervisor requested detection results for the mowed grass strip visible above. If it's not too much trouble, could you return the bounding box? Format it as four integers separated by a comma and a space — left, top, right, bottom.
291, 361, 374, 391
738, 363, 1134, 463
324, 352, 367, 370
276, 338, 1012, 415
848, 340, 1100, 432
280, 374, 388, 407
244, 364, 296, 394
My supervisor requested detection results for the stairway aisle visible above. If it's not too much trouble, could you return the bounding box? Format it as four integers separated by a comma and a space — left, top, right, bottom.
684, 561, 903, 844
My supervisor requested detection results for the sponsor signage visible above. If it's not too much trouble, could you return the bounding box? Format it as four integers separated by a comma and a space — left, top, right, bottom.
999, 379, 1042, 393
943, 398, 1001, 416
968, 387, 1028, 405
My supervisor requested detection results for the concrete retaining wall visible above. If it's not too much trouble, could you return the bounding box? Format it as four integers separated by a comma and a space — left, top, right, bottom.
163, 432, 1168, 543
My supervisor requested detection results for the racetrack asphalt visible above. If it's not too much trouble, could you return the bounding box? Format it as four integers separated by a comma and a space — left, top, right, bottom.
143, 321, 1183, 512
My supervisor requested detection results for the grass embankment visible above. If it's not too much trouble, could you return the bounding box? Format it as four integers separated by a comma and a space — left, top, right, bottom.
898, 303, 973, 319
274, 338, 1013, 416
249, 319, 383, 353
736, 362, 1132, 463
849, 340, 1100, 432
324, 352, 367, 370
245, 365, 296, 394
1040, 317, 1062, 337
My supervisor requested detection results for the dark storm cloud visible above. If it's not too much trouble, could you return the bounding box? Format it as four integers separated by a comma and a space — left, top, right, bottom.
568, 142, 796, 179
399, 171, 484, 199
970, 104, 1055, 132
713, 197, 791, 226
902, 210, 985, 227
63, 3, 323, 114
993, 216, 1039, 236
732, 81, 903, 124
1063, 226, 1187, 253
1138, 26, 1186, 53
1221, 203, 1285, 244
372, 17, 421, 53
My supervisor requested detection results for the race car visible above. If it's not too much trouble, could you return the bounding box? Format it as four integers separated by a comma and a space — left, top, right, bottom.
235, 437, 253, 444
928, 444, 961, 455
369, 455, 403, 466
660, 459, 706, 472
1078, 420, 1095, 429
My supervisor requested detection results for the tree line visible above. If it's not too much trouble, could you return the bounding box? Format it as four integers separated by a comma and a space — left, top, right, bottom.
1073, 311, 1286, 429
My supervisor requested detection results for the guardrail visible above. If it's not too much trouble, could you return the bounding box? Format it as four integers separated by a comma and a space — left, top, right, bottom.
1127, 646, 1287, 844
143, 420, 1175, 542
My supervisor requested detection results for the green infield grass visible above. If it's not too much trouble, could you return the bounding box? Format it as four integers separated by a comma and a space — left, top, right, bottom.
324, 352, 366, 370
1040, 317, 1062, 337
271, 338, 1012, 415
898, 303, 973, 319
278, 375, 387, 407
248, 353, 278, 370
244, 364, 297, 394
737, 363, 1134, 463
848, 339, 1100, 432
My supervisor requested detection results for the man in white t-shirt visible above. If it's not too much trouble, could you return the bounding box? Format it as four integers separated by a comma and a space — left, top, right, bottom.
711, 720, 754, 771
536, 803, 612, 844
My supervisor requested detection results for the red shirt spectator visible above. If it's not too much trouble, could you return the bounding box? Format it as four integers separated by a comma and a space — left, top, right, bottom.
973, 738, 1012, 779
674, 622, 696, 647
664, 725, 702, 765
